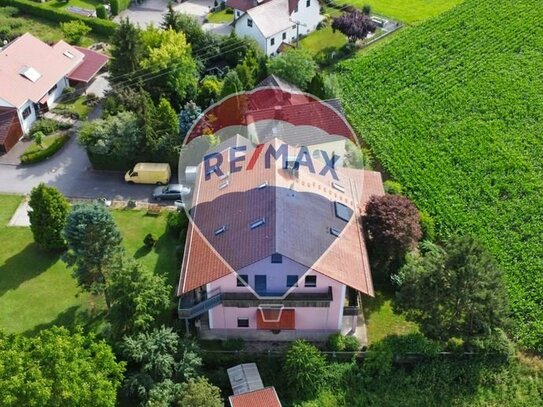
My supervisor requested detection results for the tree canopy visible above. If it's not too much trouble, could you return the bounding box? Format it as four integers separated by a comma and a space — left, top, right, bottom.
109, 18, 144, 84
393, 236, 508, 340
108, 257, 171, 339
175, 377, 223, 407
284, 340, 327, 401
0, 327, 124, 407
63, 203, 123, 308
28, 184, 70, 251
332, 10, 377, 42
267, 49, 317, 89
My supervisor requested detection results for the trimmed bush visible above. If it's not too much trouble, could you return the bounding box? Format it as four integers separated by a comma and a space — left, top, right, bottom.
419, 210, 436, 241
384, 180, 404, 195
166, 211, 189, 238
0, 0, 117, 36
110, 0, 130, 16
21, 134, 70, 164
95, 4, 107, 19
343, 335, 360, 351
29, 118, 60, 136
143, 233, 156, 247
327, 333, 345, 351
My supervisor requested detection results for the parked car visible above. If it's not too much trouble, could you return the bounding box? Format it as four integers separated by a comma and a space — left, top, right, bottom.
152, 184, 191, 201
125, 163, 171, 185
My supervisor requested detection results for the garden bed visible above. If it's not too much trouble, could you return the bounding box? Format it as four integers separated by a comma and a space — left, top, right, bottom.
20, 132, 70, 165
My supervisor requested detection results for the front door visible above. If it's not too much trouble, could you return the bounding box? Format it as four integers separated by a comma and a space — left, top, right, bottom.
255, 275, 267, 294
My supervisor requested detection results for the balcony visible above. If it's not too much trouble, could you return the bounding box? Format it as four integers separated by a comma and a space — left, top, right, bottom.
178, 287, 334, 319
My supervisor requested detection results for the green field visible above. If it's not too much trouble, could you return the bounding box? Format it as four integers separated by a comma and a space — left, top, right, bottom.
334, 0, 464, 24
339, 0, 543, 351
0, 195, 178, 335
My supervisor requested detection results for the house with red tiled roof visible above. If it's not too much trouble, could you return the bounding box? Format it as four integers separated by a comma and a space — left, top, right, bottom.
0, 33, 107, 152
177, 133, 384, 340
229, 0, 322, 56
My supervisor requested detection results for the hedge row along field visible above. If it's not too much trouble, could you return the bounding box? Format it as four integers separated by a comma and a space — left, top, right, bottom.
338, 0, 543, 351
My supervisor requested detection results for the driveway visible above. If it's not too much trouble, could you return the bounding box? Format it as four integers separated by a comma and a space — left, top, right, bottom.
116, 0, 214, 27
202, 22, 232, 36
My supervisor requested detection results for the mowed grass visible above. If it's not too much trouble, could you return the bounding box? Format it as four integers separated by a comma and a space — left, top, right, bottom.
44, 0, 102, 12
207, 8, 234, 23
334, 0, 464, 24
362, 290, 418, 344
300, 25, 347, 56
0, 8, 104, 47
0, 195, 178, 335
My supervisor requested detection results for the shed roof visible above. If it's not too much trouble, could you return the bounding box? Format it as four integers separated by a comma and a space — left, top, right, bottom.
227, 363, 264, 395
229, 387, 282, 407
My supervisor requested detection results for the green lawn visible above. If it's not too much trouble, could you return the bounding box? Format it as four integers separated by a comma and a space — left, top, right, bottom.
53, 95, 93, 120
334, 0, 464, 24
300, 25, 347, 56
0, 195, 178, 335
44, 0, 102, 12
0, 8, 104, 47
22, 133, 65, 155
207, 8, 234, 23
362, 290, 418, 344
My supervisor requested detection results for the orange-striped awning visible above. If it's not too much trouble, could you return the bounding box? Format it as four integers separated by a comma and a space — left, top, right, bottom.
256, 309, 295, 330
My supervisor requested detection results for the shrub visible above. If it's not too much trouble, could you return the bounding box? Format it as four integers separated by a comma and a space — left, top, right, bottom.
29, 118, 59, 136
63, 86, 76, 95
467, 329, 514, 362
444, 337, 464, 353
143, 233, 156, 247
110, 0, 119, 16
223, 338, 244, 351
327, 333, 345, 351
284, 340, 327, 401
384, 180, 404, 195
166, 211, 188, 238
362, 4, 371, 15
95, 4, 107, 19
61, 20, 91, 45
419, 210, 436, 241
21, 134, 70, 164
343, 335, 360, 351
0, 0, 116, 36
127, 199, 136, 208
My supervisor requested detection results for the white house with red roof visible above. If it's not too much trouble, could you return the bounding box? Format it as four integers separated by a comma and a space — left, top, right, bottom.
0, 33, 108, 152
228, 0, 322, 56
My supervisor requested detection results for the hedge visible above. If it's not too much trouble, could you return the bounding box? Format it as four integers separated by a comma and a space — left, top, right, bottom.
95, 4, 107, 20
0, 0, 117, 36
110, 0, 130, 16
87, 151, 136, 171
21, 134, 70, 165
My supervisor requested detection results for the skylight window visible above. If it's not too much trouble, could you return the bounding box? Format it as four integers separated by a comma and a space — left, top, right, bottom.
250, 218, 266, 230
214, 225, 227, 235
19, 66, 41, 83
219, 180, 229, 190
257, 181, 268, 189
334, 201, 353, 222
330, 227, 341, 237
63, 50, 75, 59
332, 182, 345, 193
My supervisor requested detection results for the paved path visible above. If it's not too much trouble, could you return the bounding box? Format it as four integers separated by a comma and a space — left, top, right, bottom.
202, 22, 232, 36
8, 200, 31, 227
116, 0, 214, 27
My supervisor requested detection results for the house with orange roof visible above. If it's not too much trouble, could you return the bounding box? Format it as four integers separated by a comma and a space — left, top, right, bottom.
0, 33, 108, 152
177, 133, 384, 340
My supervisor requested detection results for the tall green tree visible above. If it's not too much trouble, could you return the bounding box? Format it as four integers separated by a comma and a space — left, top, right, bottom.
0, 327, 124, 407
284, 340, 327, 401
175, 377, 223, 407
108, 257, 171, 339
220, 70, 243, 99
140, 28, 198, 107
153, 97, 180, 161
161, 2, 182, 31
179, 101, 202, 139
394, 236, 509, 341
267, 49, 317, 89
196, 75, 222, 107
28, 184, 70, 251
121, 327, 202, 405
109, 18, 143, 85
63, 203, 123, 308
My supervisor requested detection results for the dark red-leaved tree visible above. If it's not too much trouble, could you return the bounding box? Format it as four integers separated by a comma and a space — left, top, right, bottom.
363, 195, 422, 279
332, 11, 377, 43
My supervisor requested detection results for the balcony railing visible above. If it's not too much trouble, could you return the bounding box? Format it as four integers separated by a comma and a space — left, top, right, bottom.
178, 287, 334, 319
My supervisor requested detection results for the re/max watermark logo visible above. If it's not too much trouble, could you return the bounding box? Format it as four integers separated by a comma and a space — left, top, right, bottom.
203, 143, 340, 181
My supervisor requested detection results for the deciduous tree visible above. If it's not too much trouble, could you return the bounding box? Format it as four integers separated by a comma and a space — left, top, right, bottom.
61, 20, 91, 45
28, 184, 70, 251
220, 70, 243, 98
0, 327, 124, 407
108, 257, 171, 339
284, 340, 327, 401
267, 49, 317, 89
175, 377, 223, 407
393, 236, 508, 340
332, 10, 377, 42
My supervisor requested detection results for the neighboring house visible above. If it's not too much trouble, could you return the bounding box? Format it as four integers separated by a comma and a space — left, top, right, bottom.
228, 363, 282, 407
177, 134, 384, 340
0, 33, 108, 152
229, 0, 322, 56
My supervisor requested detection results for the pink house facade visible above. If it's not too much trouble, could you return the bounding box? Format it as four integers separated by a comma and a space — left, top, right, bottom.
177, 135, 384, 341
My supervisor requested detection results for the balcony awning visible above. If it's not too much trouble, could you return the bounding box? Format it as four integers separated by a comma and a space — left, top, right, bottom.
256, 308, 295, 330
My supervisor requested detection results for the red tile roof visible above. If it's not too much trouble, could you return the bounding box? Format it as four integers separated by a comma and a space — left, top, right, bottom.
177, 139, 384, 296
67, 46, 108, 83
256, 309, 295, 330
229, 387, 282, 407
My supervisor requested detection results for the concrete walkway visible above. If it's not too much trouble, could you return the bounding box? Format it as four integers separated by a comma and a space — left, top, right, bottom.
202, 22, 232, 36
7, 200, 31, 227
116, 0, 214, 27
